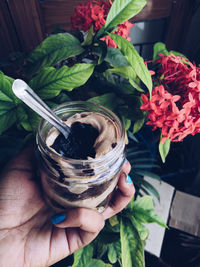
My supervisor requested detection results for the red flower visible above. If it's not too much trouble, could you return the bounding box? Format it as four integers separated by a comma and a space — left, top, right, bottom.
71, 0, 133, 48
101, 20, 133, 48
141, 54, 200, 143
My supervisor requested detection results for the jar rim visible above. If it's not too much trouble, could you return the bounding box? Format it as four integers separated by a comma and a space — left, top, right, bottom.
37, 101, 125, 164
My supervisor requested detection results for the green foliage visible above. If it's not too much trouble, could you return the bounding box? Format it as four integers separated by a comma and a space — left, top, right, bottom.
153, 42, 169, 61
97, 0, 146, 38
153, 42, 189, 62
93, 46, 129, 67
131, 216, 149, 241
127, 145, 161, 200
121, 116, 131, 131
105, 0, 146, 30
72, 194, 167, 267
133, 117, 145, 133
159, 137, 171, 163
25, 33, 84, 77
131, 196, 167, 228
118, 196, 167, 266
88, 93, 118, 111
107, 65, 136, 80
72, 244, 93, 267
0, 72, 18, 134
29, 64, 95, 99
0, 72, 17, 103
19, 105, 41, 132
108, 33, 152, 95
120, 217, 145, 267
87, 259, 106, 267
118, 95, 144, 121
129, 78, 144, 93
107, 243, 118, 263
82, 25, 94, 46
0, 101, 17, 135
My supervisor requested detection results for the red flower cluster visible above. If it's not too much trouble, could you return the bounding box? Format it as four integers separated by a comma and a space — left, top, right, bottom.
141, 54, 200, 143
71, 0, 111, 32
101, 20, 133, 48
71, 0, 133, 48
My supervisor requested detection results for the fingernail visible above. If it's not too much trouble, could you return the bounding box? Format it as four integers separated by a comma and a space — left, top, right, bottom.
124, 158, 127, 163
51, 213, 66, 224
126, 174, 132, 184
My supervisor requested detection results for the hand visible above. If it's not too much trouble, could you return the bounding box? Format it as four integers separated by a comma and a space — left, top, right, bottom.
0, 147, 135, 267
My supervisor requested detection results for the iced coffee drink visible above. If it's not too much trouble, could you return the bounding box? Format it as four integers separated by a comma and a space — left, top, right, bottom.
36, 101, 125, 212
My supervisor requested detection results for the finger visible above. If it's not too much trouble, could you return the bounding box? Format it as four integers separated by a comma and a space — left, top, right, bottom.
121, 159, 131, 174
52, 208, 105, 233
51, 208, 105, 256
102, 172, 135, 220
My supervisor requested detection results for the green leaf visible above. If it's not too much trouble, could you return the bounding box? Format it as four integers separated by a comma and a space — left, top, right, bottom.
105, 0, 146, 31
88, 93, 117, 111
95, 241, 109, 259
120, 217, 145, 267
25, 33, 84, 76
159, 138, 171, 163
134, 208, 167, 228
109, 215, 119, 227
127, 130, 139, 142
129, 78, 144, 92
133, 195, 154, 210
140, 185, 151, 196
121, 116, 131, 131
108, 244, 118, 264
130, 216, 149, 241
132, 196, 167, 228
29, 64, 95, 99
0, 73, 19, 134
54, 92, 71, 104
97, 40, 108, 65
119, 100, 144, 121
134, 170, 161, 182
139, 179, 160, 201
19, 106, 41, 132
0, 101, 17, 134
93, 46, 129, 67
107, 65, 136, 80
0, 72, 18, 103
88, 259, 106, 267
153, 42, 169, 61
72, 244, 93, 267
0, 90, 12, 102
133, 117, 145, 133
108, 33, 152, 95
82, 25, 94, 46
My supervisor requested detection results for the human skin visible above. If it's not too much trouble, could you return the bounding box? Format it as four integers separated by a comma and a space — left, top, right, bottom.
0, 146, 134, 267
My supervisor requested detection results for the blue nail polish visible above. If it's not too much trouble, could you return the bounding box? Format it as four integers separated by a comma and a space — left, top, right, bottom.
126, 174, 132, 184
124, 158, 127, 163
51, 213, 66, 224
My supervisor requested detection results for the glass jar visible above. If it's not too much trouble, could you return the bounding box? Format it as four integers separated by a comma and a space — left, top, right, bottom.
36, 101, 125, 212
